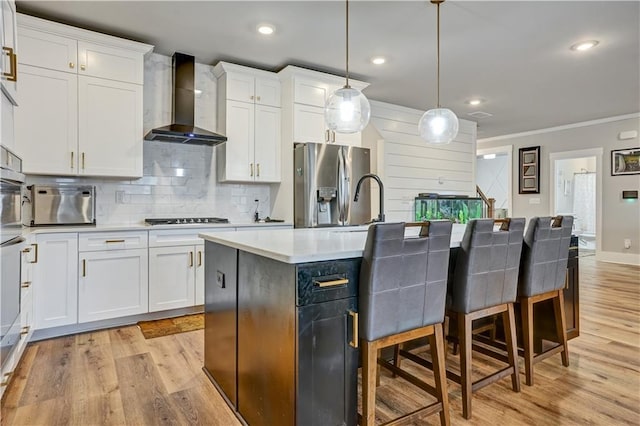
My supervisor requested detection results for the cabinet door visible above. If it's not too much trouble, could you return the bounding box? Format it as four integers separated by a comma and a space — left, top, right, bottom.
34, 233, 78, 329
78, 76, 143, 177
293, 103, 327, 144
1, 91, 15, 153
195, 245, 205, 305
79, 248, 148, 322
16, 65, 77, 175
225, 72, 255, 103
333, 130, 362, 147
149, 246, 196, 312
254, 104, 281, 182
255, 77, 281, 107
221, 100, 254, 181
294, 77, 332, 107
77, 41, 143, 84
297, 297, 358, 426
1, 0, 18, 105
17, 27, 77, 73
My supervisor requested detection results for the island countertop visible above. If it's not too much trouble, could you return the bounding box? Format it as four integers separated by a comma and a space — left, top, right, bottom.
199, 223, 467, 264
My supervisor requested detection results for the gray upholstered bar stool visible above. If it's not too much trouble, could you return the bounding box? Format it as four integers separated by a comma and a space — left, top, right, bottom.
446, 218, 525, 419
518, 215, 573, 386
359, 221, 452, 426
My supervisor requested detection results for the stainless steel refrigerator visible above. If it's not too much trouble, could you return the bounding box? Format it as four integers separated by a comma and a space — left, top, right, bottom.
294, 142, 371, 227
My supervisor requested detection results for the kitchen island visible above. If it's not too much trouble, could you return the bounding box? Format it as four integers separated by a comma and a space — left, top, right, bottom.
199, 225, 464, 426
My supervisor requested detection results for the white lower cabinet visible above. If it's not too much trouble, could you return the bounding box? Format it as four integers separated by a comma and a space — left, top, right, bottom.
149, 244, 204, 311
78, 248, 148, 322
33, 233, 78, 330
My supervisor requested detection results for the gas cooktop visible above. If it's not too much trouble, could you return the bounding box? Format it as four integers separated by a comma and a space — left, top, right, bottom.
145, 217, 229, 225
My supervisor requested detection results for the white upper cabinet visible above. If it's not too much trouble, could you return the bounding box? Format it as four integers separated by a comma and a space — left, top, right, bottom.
1, 0, 18, 105
14, 14, 152, 177
214, 61, 281, 183
279, 66, 369, 147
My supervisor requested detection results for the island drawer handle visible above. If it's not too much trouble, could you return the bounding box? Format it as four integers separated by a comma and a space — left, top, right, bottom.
313, 278, 349, 288
348, 310, 358, 348
105, 239, 126, 243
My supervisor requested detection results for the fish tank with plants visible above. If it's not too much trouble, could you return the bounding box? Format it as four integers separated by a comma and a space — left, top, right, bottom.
414, 194, 484, 224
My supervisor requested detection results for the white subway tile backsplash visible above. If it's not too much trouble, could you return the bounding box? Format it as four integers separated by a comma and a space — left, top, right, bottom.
25, 53, 271, 225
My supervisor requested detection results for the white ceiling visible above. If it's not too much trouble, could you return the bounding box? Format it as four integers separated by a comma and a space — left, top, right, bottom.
16, 1, 640, 138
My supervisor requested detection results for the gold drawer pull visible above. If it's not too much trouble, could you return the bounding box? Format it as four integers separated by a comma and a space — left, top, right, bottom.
198, 251, 202, 267
1, 372, 13, 386
189, 251, 194, 267
20, 326, 30, 336
105, 239, 125, 243
314, 278, 349, 288
21, 247, 31, 253
30, 244, 38, 263
2, 46, 17, 82
69, 62, 75, 69
21, 281, 31, 288
348, 310, 359, 348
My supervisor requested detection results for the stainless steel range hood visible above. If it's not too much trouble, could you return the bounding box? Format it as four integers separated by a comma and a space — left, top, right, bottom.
145, 53, 227, 145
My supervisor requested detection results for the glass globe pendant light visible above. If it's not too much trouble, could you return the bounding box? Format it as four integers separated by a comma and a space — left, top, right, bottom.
325, 0, 371, 133
419, 0, 459, 144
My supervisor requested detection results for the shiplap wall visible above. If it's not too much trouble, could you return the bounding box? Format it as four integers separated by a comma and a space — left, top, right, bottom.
365, 100, 477, 222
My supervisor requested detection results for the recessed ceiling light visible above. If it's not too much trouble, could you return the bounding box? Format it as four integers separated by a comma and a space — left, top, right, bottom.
257, 24, 275, 35
371, 57, 386, 65
570, 40, 599, 51
467, 99, 482, 106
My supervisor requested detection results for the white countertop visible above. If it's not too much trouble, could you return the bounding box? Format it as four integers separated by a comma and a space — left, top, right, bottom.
200, 224, 466, 264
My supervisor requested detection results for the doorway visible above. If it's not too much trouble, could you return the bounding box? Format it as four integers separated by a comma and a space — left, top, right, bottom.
550, 148, 603, 255
476, 145, 512, 218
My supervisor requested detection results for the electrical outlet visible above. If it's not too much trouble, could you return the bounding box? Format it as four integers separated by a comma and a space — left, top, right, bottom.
624, 239, 632, 249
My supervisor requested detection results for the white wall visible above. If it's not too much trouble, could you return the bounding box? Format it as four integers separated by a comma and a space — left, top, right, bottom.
365, 100, 477, 222
479, 115, 640, 264
26, 53, 271, 225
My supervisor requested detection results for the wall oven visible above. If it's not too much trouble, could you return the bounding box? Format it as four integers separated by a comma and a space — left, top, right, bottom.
0, 145, 25, 370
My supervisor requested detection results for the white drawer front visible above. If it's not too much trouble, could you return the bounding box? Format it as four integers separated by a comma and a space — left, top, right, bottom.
79, 231, 148, 251
149, 227, 233, 247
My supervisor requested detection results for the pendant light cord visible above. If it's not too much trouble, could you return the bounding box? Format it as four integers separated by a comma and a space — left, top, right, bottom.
436, 0, 441, 108
345, 0, 350, 88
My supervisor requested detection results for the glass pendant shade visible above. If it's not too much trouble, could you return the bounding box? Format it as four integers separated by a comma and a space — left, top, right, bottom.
325, 86, 371, 133
418, 107, 459, 145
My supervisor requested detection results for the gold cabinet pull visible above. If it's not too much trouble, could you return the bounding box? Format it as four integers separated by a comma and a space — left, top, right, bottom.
69, 62, 75, 69
82, 259, 86, 277
189, 251, 194, 267
2, 47, 17, 82
21, 281, 31, 288
331, 131, 336, 143
30, 244, 38, 263
20, 326, 30, 336
1, 372, 13, 386
105, 239, 125, 243
348, 310, 359, 348
81, 152, 85, 170
80, 64, 86, 71
313, 278, 349, 288
250, 95, 255, 100
250, 163, 254, 177
71, 151, 74, 169
21, 247, 31, 254
256, 95, 261, 101
325, 129, 330, 142
198, 251, 202, 267
256, 163, 260, 177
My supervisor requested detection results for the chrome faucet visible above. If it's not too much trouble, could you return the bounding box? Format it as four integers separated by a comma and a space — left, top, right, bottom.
354, 173, 385, 223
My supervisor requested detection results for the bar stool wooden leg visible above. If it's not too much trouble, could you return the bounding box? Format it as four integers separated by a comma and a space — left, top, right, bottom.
521, 298, 535, 386
459, 312, 473, 420
429, 323, 450, 426
554, 290, 570, 367
362, 340, 378, 426
392, 344, 402, 379
503, 304, 521, 392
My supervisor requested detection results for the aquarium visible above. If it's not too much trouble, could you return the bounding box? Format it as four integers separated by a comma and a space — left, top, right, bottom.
414, 195, 484, 224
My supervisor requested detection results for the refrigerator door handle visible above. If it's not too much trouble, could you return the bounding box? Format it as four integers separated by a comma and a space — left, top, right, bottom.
337, 148, 346, 225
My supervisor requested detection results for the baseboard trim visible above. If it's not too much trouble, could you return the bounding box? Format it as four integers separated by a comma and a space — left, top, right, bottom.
595, 251, 640, 266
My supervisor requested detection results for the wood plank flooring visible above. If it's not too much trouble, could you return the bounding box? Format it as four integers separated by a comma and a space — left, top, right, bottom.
2, 257, 639, 425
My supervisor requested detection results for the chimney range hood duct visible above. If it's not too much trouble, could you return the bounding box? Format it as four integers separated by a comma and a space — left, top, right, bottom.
144, 53, 227, 145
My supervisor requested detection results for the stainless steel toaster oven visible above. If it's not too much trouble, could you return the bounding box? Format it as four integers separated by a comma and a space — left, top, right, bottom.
27, 185, 96, 226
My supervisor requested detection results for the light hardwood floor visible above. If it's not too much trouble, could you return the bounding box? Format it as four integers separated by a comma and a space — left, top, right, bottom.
2, 257, 639, 425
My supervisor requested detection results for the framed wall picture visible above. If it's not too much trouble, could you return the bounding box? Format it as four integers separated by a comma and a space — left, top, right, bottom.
519, 146, 540, 194
611, 148, 640, 176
